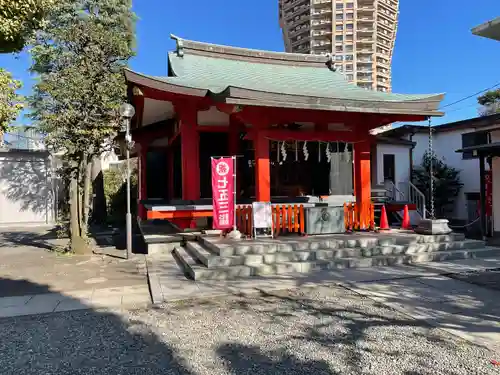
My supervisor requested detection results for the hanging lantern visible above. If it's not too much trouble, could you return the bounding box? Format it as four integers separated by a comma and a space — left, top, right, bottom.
281, 142, 287, 162
303, 141, 309, 161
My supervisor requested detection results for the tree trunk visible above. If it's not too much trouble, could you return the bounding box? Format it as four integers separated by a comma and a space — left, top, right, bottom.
69, 174, 87, 254
82, 159, 92, 230
91, 156, 107, 225
77, 155, 86, 238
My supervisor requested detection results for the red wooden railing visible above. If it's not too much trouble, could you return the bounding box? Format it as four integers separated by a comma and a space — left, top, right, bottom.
236, 204, 306, 237
344, 202, 375, 232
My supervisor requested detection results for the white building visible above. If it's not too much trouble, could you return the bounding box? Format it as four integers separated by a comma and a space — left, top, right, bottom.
383, 114, 500, 224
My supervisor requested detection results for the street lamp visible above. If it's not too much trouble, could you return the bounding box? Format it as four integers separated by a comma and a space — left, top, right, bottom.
119, 103, 135, 259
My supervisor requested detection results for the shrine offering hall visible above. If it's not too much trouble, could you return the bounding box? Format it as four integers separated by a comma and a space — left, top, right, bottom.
120, 35, 444, 234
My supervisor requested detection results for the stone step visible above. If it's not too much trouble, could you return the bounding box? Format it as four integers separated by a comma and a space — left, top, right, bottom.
171, 246, 201, 279
200, 233, 471, 257
185, 241, 264, 268
182, 246, 500, 281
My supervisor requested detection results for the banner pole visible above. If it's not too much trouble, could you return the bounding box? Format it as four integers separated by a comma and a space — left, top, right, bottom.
232, 155, 237, 232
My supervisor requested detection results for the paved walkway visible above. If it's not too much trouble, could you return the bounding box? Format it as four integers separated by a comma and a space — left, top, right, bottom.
148, 254, 500, 352
0, 227, 151, 318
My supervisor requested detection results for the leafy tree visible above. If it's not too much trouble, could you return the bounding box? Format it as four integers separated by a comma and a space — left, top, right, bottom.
412, 151, 463, 218
0, 0, 55, 53
0, 68, 23, 144
29, 0, 135, 253
477, 89, 500, 116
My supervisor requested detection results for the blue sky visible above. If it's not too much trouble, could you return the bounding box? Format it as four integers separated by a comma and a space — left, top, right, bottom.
2, 0, 500, 126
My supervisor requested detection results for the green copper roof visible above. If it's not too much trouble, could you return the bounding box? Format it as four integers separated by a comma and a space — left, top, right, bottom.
166, 52, 437, 103
125, 35, 445, 116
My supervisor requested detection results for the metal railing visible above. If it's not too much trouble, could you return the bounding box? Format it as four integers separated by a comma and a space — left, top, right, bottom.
384, 180, 427, 219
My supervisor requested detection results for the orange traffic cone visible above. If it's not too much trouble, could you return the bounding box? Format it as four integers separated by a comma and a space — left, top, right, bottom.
379, 205, 389, 230
402, 205, 411, 230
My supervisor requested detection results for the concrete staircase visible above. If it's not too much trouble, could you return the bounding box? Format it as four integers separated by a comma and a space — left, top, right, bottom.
171, 233, 500, 281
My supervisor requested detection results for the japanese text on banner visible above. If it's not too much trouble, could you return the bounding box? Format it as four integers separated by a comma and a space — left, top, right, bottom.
211, 157, 235, 229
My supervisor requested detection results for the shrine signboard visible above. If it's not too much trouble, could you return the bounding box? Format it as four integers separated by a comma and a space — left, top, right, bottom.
211, 157, 236, 229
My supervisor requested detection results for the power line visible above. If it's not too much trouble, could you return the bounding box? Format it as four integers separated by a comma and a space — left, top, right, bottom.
439, 81, 500, 110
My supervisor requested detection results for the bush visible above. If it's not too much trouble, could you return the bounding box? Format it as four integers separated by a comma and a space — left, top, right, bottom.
103, 160, 138, 226
412, 151, 463, 218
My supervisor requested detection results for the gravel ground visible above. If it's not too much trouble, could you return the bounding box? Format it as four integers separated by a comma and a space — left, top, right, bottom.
0, 285, 497, 375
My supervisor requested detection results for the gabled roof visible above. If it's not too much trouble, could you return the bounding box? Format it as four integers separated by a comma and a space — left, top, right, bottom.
383, 113, 500, 138
125, 35, 445, 116
472, 17, 500, 41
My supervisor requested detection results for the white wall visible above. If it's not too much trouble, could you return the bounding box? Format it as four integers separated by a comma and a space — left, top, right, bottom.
412, 129, 482, 220
491, 130, 500, 233
375, 143, 411, 187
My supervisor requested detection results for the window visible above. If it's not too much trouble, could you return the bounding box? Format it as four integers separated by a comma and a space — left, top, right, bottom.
335, 35, 343, 42
337, 65, 344, 72
346, 74, 354, 80
336, 25, 343, 31
345, 64, 353, 71
346, 34, 353, 41
336, 13, 343, 20
346, 2, 354, 8
346, 13, 354, 20
462, 131, 489, 159
336, 3, 343, 9
345, 54, 353, 60
335, 55, 343, 61
336, 45, 343, 52
346, 23, 354, 30
345, 45, 353, 52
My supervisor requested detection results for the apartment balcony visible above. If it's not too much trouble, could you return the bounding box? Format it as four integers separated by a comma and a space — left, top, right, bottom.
379, 0, 399, 12
282, 0, 310, 11
378, 8, 397, 22
284, 4, 310, 20
357, 47, 374, 54
377, 69, 391, 78
377, 19, 395, 32
292, 35, 311, 47
358, 27, 375, 33
358, 15, 375, 22
312, 30, 332, 37
312, 40, 332, 48
288, 14, 312, 27
311, 18, 332, 26
357, 76, 374, 82
311, 8, 332, 16
289, 23, 310, 37
357, 66, 373, 73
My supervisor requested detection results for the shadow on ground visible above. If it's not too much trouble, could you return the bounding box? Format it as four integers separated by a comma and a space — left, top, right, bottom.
0, 278, 345, 374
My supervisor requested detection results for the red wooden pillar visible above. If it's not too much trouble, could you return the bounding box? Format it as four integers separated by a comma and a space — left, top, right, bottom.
254, 130, 271, 202
179, 103, 200, 228
228, 117, 240, 198
138, 144, 148, 220
167, 145, 174, 200
354, 140, 371, 230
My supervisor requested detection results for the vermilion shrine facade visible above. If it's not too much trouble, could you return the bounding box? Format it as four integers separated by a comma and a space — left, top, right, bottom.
122, 35, 444, 234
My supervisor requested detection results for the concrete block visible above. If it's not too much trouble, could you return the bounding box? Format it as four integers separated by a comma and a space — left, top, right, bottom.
263, 251, 315, 264
315, 248, 362, 260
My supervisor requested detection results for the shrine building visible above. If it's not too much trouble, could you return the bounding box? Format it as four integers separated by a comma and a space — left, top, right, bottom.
121, 35, 445, 234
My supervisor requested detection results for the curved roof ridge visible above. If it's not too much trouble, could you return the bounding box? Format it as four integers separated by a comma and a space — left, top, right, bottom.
170, 34, 331, 65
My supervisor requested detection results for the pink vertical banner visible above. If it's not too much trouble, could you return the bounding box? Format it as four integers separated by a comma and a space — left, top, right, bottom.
211, 157, 235, 229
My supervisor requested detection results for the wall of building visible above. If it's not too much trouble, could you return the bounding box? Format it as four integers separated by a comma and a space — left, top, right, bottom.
0, 150, 56, 227
412, 129, 482, 221
490, 130, 500, 233
375, 143, 411, 187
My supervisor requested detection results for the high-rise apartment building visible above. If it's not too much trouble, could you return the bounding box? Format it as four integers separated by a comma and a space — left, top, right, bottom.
279, 0, 398, 92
